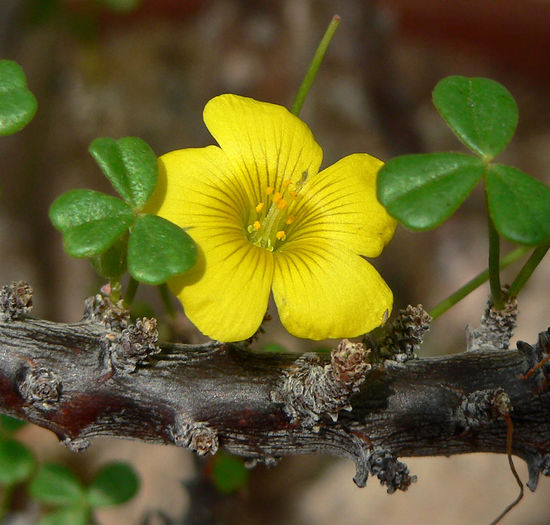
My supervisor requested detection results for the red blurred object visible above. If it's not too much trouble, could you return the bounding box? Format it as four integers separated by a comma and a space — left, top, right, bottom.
376, 0, 550, 85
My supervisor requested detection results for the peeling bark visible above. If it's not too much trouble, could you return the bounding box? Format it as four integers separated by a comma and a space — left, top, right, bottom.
0, 285, 549, 494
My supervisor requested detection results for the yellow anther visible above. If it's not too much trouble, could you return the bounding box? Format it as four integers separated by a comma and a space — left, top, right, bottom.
289, 190, 298, 199
253, 221, 261, 231
275, 230, 286, 241
255, 202, 264, 213
286, 216, 295, 225
265, 186, 274, 195
277, 199, 288, 210
282, 179, 291, 188
273, 191, 283, 203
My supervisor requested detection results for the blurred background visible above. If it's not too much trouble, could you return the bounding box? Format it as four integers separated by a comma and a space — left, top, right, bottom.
1, 0, 550, 523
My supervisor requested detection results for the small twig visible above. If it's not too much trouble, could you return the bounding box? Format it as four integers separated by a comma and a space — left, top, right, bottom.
519, 353, 550, 381
490, 413, 523, 525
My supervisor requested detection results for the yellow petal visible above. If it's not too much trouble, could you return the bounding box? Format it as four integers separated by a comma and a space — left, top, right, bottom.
272, 239, 393, 340
203, 94, 323, 205
146, 146, 249, 230
146, 146, 274, 341
170, 234, 274, 342
289, 153, 397, 257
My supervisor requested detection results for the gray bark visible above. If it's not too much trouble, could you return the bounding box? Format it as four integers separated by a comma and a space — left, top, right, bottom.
0, 285, 549, 494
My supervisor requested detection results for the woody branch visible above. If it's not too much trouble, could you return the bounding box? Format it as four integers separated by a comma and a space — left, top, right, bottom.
0, 282, 549, 494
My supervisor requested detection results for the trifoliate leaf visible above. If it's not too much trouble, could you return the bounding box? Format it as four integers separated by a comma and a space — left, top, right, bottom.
50, 189, 134, 258
486, 164, 550, 245
89, 137, 158, 209
128, 214, 197, 285
0, 60, 38, 136
30, 464, 85, 506
377, 152, 485, 230
432, 76, 518, 160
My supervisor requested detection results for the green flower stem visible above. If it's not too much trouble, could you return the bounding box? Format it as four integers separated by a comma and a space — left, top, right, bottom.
487, 204, 504, 310
508, 242, 549, 298
158, 283, 175, 318
110, 280, 122, 303
290, 15, 340, 117
123, 276, 139, 307
428, 246, 530, 320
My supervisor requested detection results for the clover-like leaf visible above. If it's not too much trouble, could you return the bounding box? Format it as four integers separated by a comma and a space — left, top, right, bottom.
0, 60, 38, 136
432, 76, 518, 160
37, 506, 90, 525
128, 214, 197, 285
377, 152, 485, 230
50, 189, 134, 258
30, 464, 85, 506
0, 439, 35, 485
486, 164, 550, 245
87, 462, 139, 507
89, 137, 158, 209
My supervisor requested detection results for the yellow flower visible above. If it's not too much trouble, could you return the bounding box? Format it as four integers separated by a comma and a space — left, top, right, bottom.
146, 94, 396, 341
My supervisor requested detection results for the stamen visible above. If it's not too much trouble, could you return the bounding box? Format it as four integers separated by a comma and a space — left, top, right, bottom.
282, 179, 291, 188
276, 231, 286, 241
253, 221, 261, 231
266, 186, 274, 195
273, 192, 283, 203
289, 191, 298, 199
286, 216, 295, 225
255, 202, 264, 213
277, 199, 288, 210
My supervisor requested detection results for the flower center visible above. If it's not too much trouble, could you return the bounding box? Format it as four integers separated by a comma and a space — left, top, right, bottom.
246, 172, 307, 251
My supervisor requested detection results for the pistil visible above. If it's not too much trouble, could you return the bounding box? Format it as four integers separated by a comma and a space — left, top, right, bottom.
246, 175, 306, 250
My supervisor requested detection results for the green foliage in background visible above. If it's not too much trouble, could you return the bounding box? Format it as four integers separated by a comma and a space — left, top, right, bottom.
0, 415, 139, 525
30, 461, 139, 525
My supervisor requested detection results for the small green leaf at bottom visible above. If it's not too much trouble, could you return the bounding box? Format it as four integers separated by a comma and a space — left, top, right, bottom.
87, 462, 139, 507
212, 454, 249, 494
0, 439, 35, 485
486, 164, 550, 245
377, 152, 485, 230
30, 464, 85, 506
128, 214, 197, 285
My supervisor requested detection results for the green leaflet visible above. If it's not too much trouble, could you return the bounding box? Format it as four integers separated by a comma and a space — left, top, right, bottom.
128, 214, 198, 285
377, 152, 485, 230
49, 190, 134, 258
89, 136, 158, 209
0, 60, 37, 136
486, 164, 550, 245
433, 76, 518, 160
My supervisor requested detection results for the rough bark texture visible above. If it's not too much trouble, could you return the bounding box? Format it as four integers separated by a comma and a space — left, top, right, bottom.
0, 284, 549, 494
